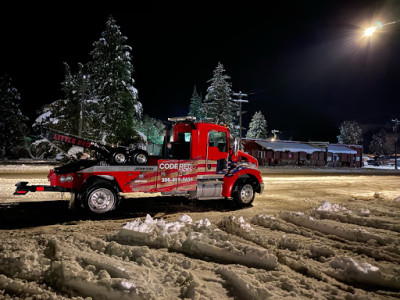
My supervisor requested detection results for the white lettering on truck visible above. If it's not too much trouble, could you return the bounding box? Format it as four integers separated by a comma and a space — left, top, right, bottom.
159, 163, 179, 170
159, 162, 194, 172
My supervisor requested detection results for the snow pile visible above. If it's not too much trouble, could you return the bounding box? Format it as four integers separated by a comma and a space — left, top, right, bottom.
123, 214, 188, 236
315, 201, 349, 213
217, 267, 274, 299
218, 215, 254, 233
280, 211, 386, 244
115, 214, 278, 270
49, 239, 161, 300
358, 208, 371, 217
328, 256, 400, 289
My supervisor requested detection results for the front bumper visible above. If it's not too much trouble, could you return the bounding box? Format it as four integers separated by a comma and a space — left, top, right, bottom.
259, 183, 265, 194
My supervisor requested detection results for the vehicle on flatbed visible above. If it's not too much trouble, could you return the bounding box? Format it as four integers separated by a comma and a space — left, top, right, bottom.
15, 117, 264, 214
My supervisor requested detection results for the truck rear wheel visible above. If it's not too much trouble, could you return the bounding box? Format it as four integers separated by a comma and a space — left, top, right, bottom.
111, 151, 127, 165
82, 180, 119, 214
232, 178, 255, 206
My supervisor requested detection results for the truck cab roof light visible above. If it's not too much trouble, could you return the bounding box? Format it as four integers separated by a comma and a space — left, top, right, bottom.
168, 116, 196, 122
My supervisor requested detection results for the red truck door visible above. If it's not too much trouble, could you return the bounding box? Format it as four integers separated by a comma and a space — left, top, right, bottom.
156, 160, 198, 192
205, 130, 229, 174
157, 160, 179, 192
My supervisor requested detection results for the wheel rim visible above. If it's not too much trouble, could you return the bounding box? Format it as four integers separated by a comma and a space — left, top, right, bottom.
136, 153, 148, 164
239, 184, 254, 203
114, 153, 126, 164
88, 188, 115, 213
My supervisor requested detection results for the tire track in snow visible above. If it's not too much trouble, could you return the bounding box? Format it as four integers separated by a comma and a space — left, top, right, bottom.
217, 215, 369, 297
218, 205, 400, 295
1, 201, 399, 299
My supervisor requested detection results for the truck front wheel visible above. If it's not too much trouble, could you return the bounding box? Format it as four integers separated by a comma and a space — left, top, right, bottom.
82, 181, 119, 214
232, 178, 255, 206
132, 150, 149, 165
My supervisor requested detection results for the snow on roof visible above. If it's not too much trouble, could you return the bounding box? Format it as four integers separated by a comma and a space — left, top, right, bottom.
328, 145, 357, 154
256, 140, 321, 154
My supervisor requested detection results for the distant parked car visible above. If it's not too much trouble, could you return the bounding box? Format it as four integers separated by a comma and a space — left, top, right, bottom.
367, 160, 379, 166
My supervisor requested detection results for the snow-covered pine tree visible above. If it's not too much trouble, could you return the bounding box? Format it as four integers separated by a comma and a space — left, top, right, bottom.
90, 16, 142, 144
35, 63, 88, 133
369, 130, 385, 156
203, 62, 238, 133
188, 86, 204, 121
337, 120, 363, 145
246, 111, 268, 139
0, 76, 28, 157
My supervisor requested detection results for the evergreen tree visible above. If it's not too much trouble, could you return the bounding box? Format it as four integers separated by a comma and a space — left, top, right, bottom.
188, 86, 204, 121
369, 130, 398, 156
369, 130, 385, 156
90, 15, 142, 144
0, 76, 28, 157
246, 111, 268, 139
35, 16, 142, 146
337, 120, 363, 145
35, 63, 89, 135
203, 62, 238, 132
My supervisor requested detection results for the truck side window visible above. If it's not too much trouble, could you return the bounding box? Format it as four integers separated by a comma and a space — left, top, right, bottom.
170, 132, 191, 159
208, 131, 227, 152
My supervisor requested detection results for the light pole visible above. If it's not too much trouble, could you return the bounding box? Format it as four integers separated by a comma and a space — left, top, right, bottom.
362, 21, 400, 170
392, 119, 399, 170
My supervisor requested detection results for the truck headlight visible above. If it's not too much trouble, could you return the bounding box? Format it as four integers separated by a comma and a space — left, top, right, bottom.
66, 175, 73, 182
60, 176, 66, 183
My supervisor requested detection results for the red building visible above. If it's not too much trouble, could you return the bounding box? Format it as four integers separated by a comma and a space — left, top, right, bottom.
243, 139, 363, 167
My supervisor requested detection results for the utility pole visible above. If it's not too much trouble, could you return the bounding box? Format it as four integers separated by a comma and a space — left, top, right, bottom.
392, 119, 400, 170
232, 91, 248, 147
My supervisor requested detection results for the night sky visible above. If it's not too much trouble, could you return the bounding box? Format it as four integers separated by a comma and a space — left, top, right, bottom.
2, 1, 400, 143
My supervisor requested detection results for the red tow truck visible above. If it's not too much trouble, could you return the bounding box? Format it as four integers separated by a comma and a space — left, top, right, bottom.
14, 117, 264, 214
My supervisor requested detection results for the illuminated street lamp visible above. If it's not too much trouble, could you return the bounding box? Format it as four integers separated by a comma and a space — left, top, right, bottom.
361, 20, 399, 169
271, 129, 280, 142
362, 21, 386, 37
363, 26, 377, 37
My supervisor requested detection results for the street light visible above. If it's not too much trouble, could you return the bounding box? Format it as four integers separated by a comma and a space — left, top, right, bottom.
362, 22, 383, 37
363, 26, 377, 37
271, 130, 280, 142
361, 20, 399, 170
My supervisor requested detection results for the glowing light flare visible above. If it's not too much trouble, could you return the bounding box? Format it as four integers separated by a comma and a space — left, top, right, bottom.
363, 26, 377, 37
362, 21, 384, 37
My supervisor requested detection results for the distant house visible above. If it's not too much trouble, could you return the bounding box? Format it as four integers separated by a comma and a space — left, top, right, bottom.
243, 138, 363, 167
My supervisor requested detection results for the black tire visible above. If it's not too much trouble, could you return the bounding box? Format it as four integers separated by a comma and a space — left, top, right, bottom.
111, 151, 127, 165
232, 178, 255, 206
132, 150, 149, 165
81, 180, 120, 214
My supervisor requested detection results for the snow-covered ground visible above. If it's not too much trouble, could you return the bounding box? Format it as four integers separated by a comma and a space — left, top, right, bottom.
1, 165, 400, 299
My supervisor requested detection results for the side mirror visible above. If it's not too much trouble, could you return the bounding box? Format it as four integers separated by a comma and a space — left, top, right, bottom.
233, 138, 240, 155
